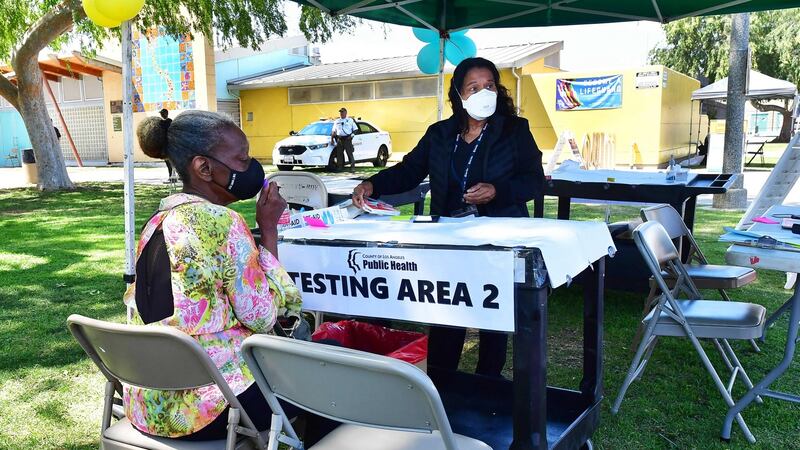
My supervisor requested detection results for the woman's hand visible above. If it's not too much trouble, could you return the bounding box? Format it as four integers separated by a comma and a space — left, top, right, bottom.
256, 182, 286, 255
351, 181, 374, 208
463, 182, 496, 205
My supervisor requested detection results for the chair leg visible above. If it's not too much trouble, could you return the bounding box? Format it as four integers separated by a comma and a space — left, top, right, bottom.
634, 336, 659, 381
686, 333, 756, 443
630, 286, 658, 352
613, 314, 661, 414
720, 339, 763, 405
712, 339, 734, 372
226, 408, 240, 450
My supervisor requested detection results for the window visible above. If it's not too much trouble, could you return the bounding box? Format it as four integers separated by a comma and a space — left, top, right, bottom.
83, 75, 103, 100
344, 83, 373, 101
289, 46, 308, 56
318, 85, 342, 102
358, 122, 377, 134
376, 78, 436, 99
44, 80, 60, 104
61, 76, 82, 102
289, 88, 312, 104
288, 85, 343, 104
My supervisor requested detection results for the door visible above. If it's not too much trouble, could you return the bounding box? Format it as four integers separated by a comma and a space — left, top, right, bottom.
355, 122, 378, 160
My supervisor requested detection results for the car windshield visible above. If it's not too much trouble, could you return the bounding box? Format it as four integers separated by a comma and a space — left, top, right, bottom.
298, 122, 333, 136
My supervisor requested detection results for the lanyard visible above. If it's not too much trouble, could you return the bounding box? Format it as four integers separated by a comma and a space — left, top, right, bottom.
452, 123, 488, 193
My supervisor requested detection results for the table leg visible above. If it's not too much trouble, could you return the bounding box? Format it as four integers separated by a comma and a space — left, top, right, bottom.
721, 282, 800, 441
557, 197, 571, 220
414, 198, 425, 215
511, 277, 548, 450
580, 258, 604, 405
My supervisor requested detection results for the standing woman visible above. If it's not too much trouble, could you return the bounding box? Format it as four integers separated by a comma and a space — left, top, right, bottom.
352, 57, 544, 377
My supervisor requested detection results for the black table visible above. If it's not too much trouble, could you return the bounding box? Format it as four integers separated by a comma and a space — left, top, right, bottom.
539, 171, 734, 232
276, 217, 610, 449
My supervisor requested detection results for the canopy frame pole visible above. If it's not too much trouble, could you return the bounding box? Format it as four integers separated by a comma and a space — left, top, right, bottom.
650, 0, 664, 22
670, 0, 754, 22
122, 20, 136, 291
339, 0, 422, 15
552, 5, 654, 22
437, 37, 445, 121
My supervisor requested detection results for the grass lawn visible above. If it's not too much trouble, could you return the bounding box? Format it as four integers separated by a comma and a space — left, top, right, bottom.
1, 171, 799, 449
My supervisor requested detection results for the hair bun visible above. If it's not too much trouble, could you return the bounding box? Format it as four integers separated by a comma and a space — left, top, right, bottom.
137, 115, 170, 160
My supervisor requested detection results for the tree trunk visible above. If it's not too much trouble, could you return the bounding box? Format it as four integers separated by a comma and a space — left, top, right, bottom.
750, 99, 792, 142
10, 0, 85, 191
15, 66, 74, 190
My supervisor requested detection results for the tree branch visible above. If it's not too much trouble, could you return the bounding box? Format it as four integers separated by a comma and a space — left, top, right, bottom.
750, 99, 790, 115
0, 74, 19, 110
13, 0, 86, 70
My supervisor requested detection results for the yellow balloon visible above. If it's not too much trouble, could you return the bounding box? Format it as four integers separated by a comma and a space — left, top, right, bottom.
83, 0, 121, 28
96, 0, 145, 22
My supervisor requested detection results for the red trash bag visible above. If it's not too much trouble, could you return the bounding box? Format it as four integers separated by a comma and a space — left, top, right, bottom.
312, 320, 428, 370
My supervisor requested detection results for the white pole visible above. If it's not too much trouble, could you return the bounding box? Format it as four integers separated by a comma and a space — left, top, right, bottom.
437, 36, 445, 121
121, 21, 136, 320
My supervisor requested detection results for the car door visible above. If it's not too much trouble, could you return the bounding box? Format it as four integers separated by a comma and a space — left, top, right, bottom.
355, 122, 378, 160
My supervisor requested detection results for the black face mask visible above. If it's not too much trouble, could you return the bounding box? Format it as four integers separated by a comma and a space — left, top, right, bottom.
207, 156, 265, 200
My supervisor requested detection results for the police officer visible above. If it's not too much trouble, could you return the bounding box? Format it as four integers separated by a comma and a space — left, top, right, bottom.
331, 107, 357, 171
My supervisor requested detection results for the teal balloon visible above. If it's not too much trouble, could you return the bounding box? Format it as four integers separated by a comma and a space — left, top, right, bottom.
450, 30, 468, 38
417, 42, 442, 74
445, 34, 477, 66
412, 27, 438, 43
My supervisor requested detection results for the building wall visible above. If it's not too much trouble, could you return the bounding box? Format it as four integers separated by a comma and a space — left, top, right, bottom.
659, 67, 702, 163
527, 65, 699, 167
239, 67, 543, 162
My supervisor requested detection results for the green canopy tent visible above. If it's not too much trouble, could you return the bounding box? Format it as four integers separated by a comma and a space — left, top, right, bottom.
293, 1, 800, 120
295, 0, 799, 29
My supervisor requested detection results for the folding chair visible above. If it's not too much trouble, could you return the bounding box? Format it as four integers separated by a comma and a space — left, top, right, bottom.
241, 335, 492, 450
266, 171, 328, 211
611, 222, 766, 443
638, 204, 759, 352
67, 314, 266, 450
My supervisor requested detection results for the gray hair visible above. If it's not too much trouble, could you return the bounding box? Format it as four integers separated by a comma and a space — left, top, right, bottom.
137, 110, 237, 182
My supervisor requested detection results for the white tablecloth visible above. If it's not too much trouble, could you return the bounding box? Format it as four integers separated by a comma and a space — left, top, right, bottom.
281, 217, 615, 288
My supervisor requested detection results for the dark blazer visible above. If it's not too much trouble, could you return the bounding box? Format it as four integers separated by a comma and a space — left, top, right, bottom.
369, 114, 544, 217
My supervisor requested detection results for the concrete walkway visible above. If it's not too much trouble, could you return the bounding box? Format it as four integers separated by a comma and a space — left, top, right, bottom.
2, 165, 800, 208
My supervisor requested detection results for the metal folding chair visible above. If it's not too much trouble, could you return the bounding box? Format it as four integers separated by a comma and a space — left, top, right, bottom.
638, 204, 759, 351
266, 171, 328, 211
611, 222, 766, 443
241, 335, 492, 450
67, 314, 266, 450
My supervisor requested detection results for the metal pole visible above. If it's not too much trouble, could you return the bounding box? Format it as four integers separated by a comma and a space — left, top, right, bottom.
713, 13, 749, 209
122, 21, 136, 294
437, 35, 445, 121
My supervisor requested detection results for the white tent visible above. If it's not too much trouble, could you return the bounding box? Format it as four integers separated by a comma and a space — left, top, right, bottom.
691, 71, 797, 100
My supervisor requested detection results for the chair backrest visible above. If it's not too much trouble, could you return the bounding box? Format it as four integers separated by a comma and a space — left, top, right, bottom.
267, 171, 328, 210
640, 204, 707, 263
68, 314, 228, 392
633, 221, 700, 299
242, 335, 460, 448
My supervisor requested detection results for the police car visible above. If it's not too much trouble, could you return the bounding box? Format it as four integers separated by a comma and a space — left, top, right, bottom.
272, 119, 392, 170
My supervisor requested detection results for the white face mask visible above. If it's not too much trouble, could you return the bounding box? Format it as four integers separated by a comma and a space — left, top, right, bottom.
460, 88, 498, 120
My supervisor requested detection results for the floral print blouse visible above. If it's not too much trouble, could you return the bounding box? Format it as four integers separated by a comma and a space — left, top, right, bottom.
122, 193, 302, 437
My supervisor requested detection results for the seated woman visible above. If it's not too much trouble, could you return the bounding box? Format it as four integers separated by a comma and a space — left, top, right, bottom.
124, 110, 302, 440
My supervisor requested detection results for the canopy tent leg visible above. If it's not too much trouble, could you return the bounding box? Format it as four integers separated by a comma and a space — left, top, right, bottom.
122, 21, 136, 322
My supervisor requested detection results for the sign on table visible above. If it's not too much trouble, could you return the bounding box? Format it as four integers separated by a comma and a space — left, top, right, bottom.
279, 244, 516, 332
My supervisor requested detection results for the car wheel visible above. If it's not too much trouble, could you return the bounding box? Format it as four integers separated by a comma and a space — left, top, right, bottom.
373, 145, 389, 167
276, 165, 294, 171
326, 152, 338, 171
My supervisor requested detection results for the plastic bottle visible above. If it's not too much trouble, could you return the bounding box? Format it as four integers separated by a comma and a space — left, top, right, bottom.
666, 155, 676, 183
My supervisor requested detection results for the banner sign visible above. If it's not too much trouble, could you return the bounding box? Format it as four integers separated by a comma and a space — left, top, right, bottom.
556, 75, 623, 111
279, 243, 516, 332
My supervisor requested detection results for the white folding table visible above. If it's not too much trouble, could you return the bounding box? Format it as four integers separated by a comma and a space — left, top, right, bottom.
721, 204, 800, 440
